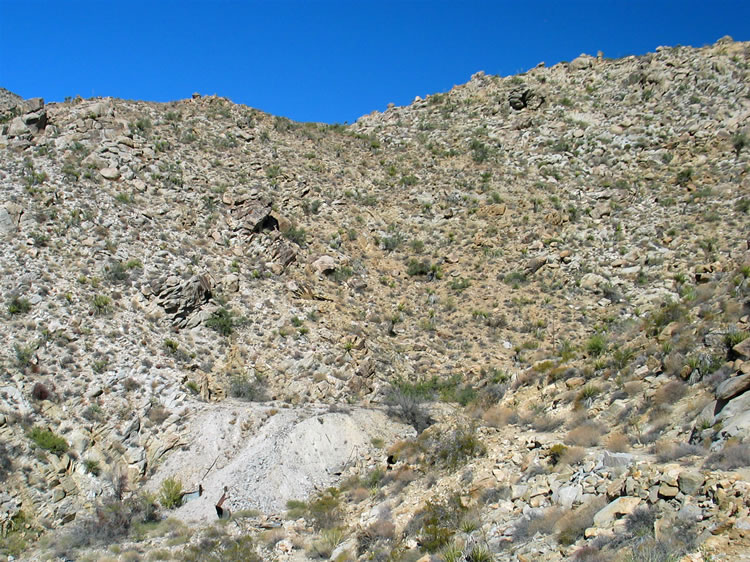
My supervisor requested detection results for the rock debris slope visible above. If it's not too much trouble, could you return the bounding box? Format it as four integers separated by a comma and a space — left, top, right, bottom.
0, 37, 749, 561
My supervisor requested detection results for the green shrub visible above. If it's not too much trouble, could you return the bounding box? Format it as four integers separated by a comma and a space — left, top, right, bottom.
732, 132, 747, 157
228, 373, 266, 401
206, 307, 235, 336
421, 425, 486, 469
586, 334, 607, 356
292, 488, 343, 530
406, 259, 430, 276
381, 233, 403, 252
676, 168, 693, 185
331, 266, 353, 283
469, 139, 489, 163
725, 329, 748, 350
159, 477, 183, 509
449, 277, 470, 292
548, 444, 568, 466
14, 344, 34, 369
644, 299, 686, 336
28, 427, 68, 455
84, 459, 101, 476
284, 225, 307, 246
7, 296, 31, 315
181, 534, 261, 562
92, 294, 112, 315
407, 494, 467, 553
504, 271, 527, 286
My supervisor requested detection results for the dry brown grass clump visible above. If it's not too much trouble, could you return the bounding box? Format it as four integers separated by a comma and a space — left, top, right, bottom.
566, 422, 603, 447
605, 432, 630, 452
481, 404, 516, 427
653, 380, 687, 406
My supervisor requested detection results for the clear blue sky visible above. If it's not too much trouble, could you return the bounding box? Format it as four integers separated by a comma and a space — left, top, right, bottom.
1, 1, 748, 124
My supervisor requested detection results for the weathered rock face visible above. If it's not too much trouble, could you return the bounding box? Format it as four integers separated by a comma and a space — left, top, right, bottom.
1, 97, 47, 139
150, 274, 213, 328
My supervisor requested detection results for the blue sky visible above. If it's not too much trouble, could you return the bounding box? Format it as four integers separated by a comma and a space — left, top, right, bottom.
1, 1, 748, 124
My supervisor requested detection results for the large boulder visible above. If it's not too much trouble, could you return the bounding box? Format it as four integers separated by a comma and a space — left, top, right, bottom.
152, 274, 213, 328
715, 373, 750, 401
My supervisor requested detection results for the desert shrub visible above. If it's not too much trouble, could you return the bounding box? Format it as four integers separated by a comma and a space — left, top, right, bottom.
420, 425, 486, 469
14, 344, 34, 369
512, 508, 563, 542
466, 545, 493, 562
406, 259, 430, 276
407, 494, 467, 553
644, 299, 686, 336
557, 497, 606, 545
548, 444, 568, 466
309, 527, 347, 559
307, 488, 343, 530
586, 334, 607, 356
530, 414, 563, 432
181, 534, 261, 562
7, 296, 31, 315
205, 307, 235, 336
28, 427, 68, 455
228, 373, 266, 401
469, 139, 490, 163
653, 380, 686, 405
559, 446, 586, 466
159, 477, 183, 509
0, 442, 17, 482
148, 404, 170, 424
640, 420, 669, 445
575, 384, 600, 408
105, 261, 129, 283
57, 493, 158, 554
481, 404, 516, 427
504, 270, 527, 287
92, 294, 112, 315
331, 266, 353, 283
475, 382, 508, 406
733, 132, 747, 156
356, 519, 396, 557
571, 546, 610, 561
626, 506, 656, 538
385, 381, 434, 433
704, 442, 750, 470
84, 459, 101, 476
31, 382, 53, 401
284, 225, 307, 246
606, 432, 630, 452
655, 442, 703, 463
480, 485, 511, 505
566, 422, 603, 447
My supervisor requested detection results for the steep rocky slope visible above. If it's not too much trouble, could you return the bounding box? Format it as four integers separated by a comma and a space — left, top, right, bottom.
1, 37, 749, 561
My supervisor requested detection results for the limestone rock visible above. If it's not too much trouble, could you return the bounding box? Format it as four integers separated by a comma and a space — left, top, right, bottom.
570, 54, 595, 71
580, 273, 607, 292
733, 337, 750, 359
678, 471, 704, 496
100, 167, 121, 180
593, 496, 641, 527
153, 274, 213, 328
715, 373, 750, 401
312, 255, 336, 275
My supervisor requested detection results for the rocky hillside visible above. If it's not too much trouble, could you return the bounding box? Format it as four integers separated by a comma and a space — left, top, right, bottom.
1, 37, 749, 561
